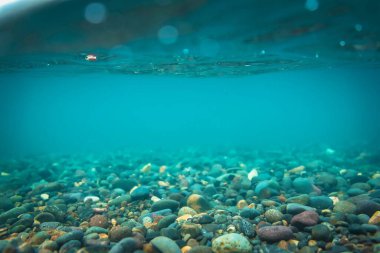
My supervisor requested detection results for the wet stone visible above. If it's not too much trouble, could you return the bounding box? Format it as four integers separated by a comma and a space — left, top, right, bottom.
130, 186, 150, 201
187, 194, 211, 213
157, 214, 177, 229
333, 201, 356, 214
39, 240, 58, 251
311, 224, 332, 242
0, 206, 27, 223
197, 214, 214, 224
212, 233, 252, 253
85, 226, 108, 235
161, 227, 181, 240
180, 223, 202, 238
108, 225, 132, 242
44, 205, 66, 222
151, 199, 179, 212
356, 200, 380, 216
257, 226, 293, 242
31, 231, 51, 245
150, 236, 181, 253
89, 215, 109, 228
59, 240, 81, 253
109, 237, 142, 253
35, 212, 56, 223
286, 194, 310, 205
40, 222, 61, 231
286, 203, 315, 215
56, 230, 84, 246
240, 207, 260, 219
293, 178, 314, 194
188, 246, 213, 253
309, 196, 333, 210
264, 209, 283, 223
291, 211, 319, 228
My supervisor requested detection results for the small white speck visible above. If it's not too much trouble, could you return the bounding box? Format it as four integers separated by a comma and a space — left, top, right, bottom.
182, 48, 189, 55
260, 50, 266, 55
315, 53, 319, 58
339, 40, 346, 47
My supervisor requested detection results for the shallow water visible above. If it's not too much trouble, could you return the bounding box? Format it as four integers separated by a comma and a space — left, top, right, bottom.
1, 1, 380, 252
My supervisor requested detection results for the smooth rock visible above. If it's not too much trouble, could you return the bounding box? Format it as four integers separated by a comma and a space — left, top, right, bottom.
258, 226, 293, 242
151, 199, 179, 212
311, 224, 331, 241
212, 233, 252, 253
56, 230, 84, 246
150, 236, 181, 253
291, 211, 319, 228
293, 178, 313, 194
108, 225, 132, 242
130, 186, 150, 201
187, 194, 211, 212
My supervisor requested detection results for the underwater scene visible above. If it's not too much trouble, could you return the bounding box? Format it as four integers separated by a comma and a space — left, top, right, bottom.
1, 0, 380, 252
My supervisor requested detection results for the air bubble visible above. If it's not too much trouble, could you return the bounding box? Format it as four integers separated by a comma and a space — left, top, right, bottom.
354, 24, 363, 32
305, 0, 319, 12
84, 2, 107, 24
339, 40, 346, 47
158, 25, 178, 45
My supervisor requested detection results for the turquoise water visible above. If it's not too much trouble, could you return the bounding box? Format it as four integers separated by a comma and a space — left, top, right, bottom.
0, 67, 379, 156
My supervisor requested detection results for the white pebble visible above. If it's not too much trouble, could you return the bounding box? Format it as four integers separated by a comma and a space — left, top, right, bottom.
40, 193, 49, 200
84, 196, 100, 202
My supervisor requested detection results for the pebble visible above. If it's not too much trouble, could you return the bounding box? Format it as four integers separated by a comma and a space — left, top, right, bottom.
84, 196, 100, 202
35, 212, 56, 223
212, 233, 252, 253
31, 231, 51, 245
309, 196, 333, 210
293, 178, 314, 194
188, 246, 213, 253
157, 214, 178, 229
89, 215, 109, 228
264, 209, 283, 223
257, 226, 293, 242
56, 230, 84, 246
180, 223, 202, 238
59, 240, 81, 253
187, 194, 211, 212
150, 236, 181, 253
130, 186, 150, 200
333, 201, 357, 214
311, 224, 332, 241
291, 211, 319, 228
356, 200, 380, 216
240, 207, 260, 219
286, 203, 315, 215
110, 237, 142, 253
85, 226, 108, 234
0, 206, 27, 223
151, 199, 180, 212
108, 225, 132, 242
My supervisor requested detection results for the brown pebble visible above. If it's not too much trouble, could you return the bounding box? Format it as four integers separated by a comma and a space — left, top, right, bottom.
89, 215, 109, 228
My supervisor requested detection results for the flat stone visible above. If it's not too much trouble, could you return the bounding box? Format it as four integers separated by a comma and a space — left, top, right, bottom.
257, 226, 293, 242
150, 236, 181, 253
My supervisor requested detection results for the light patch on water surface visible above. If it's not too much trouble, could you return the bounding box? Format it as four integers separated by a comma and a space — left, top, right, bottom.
305, 0, 319, 12
84, 2, 107, 24
158, 25, 179, 45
